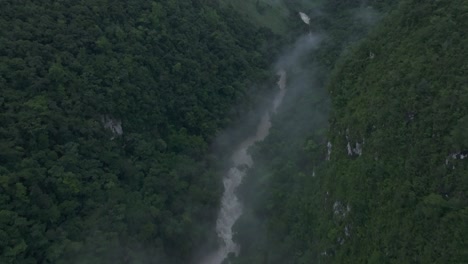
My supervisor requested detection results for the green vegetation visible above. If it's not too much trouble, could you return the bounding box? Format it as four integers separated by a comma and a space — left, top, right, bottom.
234, 0, 467, 263
321, 0, 468, 261
1, 0, 466, 263
219, 0, 323, 34
220, 0, 289, 34
0, 0, 278, 263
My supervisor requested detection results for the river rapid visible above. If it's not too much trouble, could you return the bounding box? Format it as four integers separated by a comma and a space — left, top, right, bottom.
201, 71, 287, 264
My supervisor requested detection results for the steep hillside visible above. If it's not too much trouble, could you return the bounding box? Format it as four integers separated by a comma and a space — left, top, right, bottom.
323, 0, 468, 262
0, 1, 277, 263
219, 0, 323, 34
234, 0, 467, 263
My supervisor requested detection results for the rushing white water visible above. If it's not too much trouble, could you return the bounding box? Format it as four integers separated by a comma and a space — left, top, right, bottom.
299, 12, 311, 25
201, 71, 287, 264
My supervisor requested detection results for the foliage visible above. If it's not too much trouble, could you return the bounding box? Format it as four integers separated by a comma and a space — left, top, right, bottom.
234, 0, 467, 263
321, 0, 468, 262
0, 0, 278, 263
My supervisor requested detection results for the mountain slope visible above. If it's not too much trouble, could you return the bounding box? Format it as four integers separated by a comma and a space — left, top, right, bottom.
323, 0, 468, 262
0, 1, 276, 263
233, 0, 467, 263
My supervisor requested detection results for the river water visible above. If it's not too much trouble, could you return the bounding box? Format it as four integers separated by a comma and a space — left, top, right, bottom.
201, 71, 287, 264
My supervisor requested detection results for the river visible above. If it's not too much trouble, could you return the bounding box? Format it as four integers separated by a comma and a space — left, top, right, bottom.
201, 70, 287, 264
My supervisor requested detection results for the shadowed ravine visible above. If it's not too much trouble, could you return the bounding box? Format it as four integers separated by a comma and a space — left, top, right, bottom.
200, 71, 287, 264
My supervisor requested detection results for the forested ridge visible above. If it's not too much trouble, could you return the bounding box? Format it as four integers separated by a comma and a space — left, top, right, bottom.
2, 0, 467, 263
0, 0, 278, 263
323, 0, 468, 261
234, 0, 467, 263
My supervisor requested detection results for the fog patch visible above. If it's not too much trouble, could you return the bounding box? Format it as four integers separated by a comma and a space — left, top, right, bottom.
274, 34, 322, 72
196, 31, 325, 263
353, 5, 381, 26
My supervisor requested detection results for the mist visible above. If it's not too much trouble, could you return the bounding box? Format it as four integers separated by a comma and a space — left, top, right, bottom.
353, 5, 381, 26
194, 22, 325, 264
215, 1, 388, 263
191, 0, 392, 262
274, 34, 322, 71
230, 38, 330, 264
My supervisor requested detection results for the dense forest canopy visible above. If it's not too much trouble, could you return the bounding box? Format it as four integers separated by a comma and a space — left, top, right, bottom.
218, 0, 323, 34
0, 0, 280, 263
1, 0, 467, 263
234, 0, 467, 263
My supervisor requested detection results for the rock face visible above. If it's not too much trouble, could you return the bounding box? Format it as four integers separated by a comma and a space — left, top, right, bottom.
101, 115, 123, 136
